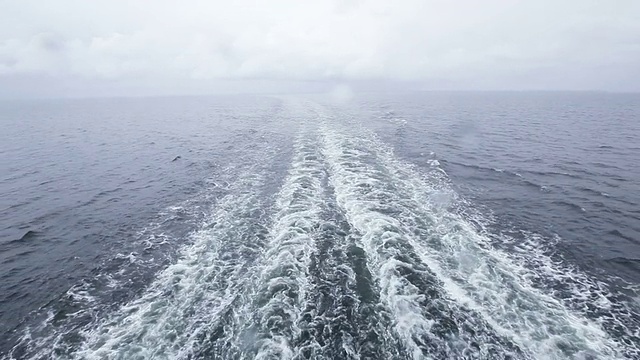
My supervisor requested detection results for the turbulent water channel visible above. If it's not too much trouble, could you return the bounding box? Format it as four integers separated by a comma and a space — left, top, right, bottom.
1, 95, 639, 359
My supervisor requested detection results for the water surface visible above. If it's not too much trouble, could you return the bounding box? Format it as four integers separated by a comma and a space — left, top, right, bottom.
1, 92, 639, 359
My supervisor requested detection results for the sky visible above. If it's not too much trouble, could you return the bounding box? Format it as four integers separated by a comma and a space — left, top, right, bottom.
0, 0, 639, 98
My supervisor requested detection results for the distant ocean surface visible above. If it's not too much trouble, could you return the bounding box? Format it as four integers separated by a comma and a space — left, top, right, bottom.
1, 92, 639, 359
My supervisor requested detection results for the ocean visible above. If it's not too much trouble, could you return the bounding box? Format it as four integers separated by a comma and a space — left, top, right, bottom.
1, 92, 639, 359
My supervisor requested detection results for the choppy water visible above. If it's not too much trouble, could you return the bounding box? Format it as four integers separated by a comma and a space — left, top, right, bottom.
1, 93, 639, 359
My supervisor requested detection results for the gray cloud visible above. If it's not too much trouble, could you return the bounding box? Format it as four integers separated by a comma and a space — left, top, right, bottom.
1, 0, 639, 97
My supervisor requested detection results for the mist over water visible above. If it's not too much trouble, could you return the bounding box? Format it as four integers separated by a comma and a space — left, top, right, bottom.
1, 93, 639, 359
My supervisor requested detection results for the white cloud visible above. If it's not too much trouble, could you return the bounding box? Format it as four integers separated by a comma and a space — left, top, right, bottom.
0, 0, 639, 96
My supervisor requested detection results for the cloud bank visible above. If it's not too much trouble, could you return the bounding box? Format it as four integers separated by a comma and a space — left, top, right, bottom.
1, 0, 639, 97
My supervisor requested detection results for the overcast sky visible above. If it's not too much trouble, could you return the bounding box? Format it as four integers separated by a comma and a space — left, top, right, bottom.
1, 0, 639, 98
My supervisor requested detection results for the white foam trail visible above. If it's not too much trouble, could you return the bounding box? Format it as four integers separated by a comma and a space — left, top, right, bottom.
202, 132, 327, 359
211, 125, 399, 359
72, 173, 268, 359
246, 135, 325, 358
321, 127, 519, 359
319, 114, 627, 359
493, 231, 640, 358
374, 143, 627, 359
283, 144, 396, 359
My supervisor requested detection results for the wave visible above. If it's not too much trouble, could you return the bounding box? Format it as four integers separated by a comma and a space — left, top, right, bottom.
204, 124, 398, 359
73, 173, 272, 359
4, 134, 285, 360
212, 133, 329, 358
321, 126, 524, 359
316, 108, 637, 358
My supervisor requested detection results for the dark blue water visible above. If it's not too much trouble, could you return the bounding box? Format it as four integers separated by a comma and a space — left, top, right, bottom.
1, 93, 638, 359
